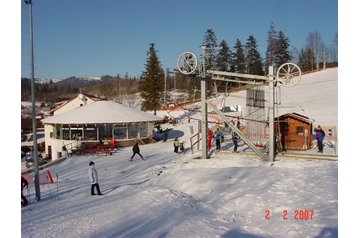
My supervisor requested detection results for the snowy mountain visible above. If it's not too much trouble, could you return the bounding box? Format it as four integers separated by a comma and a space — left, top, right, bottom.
34, 78, 62, 84
79, 76, 101, 81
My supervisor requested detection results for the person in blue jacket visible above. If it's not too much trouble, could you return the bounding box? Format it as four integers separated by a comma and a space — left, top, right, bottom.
314, 125, 325, 153
214, 128, 222, 150
88, 161, 103, 196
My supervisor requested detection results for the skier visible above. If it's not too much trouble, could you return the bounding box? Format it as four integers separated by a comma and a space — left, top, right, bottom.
130, 142, 145, 161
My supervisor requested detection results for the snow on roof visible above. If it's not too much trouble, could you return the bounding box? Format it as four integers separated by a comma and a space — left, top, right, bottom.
41, 100, 163, 124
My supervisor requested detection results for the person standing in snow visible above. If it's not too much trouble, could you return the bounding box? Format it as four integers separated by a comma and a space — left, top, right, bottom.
232, 131, 239, 152
163, 129, 169, 142
214, 128, 222, 150
314, 125, 325, 153
207, 129, 213, 151
130, 142, 145, 161
21, 176, 29, 206
173, 137, 180, 153
88, 161, 103, 196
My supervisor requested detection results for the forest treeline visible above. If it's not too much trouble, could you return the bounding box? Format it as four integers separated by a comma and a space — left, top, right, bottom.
21, 24, 338, 113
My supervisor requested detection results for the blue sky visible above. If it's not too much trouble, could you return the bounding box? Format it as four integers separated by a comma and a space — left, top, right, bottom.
18, 0, 338, 80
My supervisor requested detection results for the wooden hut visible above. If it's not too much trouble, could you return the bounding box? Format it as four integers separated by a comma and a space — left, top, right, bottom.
275, 113, 313, 151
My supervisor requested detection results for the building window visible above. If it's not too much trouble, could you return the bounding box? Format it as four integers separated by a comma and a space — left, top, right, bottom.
114, 126, 127, 139
139, 123, 148, 137
296, 126, 304, 136
128, 123, 138, 139
71, 128, 83, 140
98, 124, 113, 140
54, 125, 61, 139
62, 127, 70, 140
84, 125, 97, 141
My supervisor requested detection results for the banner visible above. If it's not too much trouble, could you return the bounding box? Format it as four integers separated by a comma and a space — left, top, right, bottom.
22, 170, 54, 185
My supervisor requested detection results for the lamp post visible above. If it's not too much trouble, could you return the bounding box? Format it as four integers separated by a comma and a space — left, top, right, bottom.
24, 0, 40, 201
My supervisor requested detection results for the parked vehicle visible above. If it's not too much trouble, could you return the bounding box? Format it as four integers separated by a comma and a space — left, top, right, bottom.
25, 151, 43, 163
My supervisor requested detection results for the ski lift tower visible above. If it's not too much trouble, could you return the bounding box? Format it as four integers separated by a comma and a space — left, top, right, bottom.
177, 49, 301, 162
177, 45, 221, 160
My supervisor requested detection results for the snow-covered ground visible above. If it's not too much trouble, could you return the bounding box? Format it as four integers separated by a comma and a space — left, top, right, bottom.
17, 68, 342, 237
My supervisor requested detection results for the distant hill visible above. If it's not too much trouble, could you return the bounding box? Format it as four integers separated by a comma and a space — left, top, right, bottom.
21, 75, 116, 87
21, 75, 118, 103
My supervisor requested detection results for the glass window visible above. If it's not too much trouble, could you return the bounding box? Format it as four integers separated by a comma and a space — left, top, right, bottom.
114, 126, 127, 139
128, 123, 138, 139
98, 124, 113, 140
62, 127, 70, 140
84, 125, 97, 141
55, 125, 61, 139
71, 128, 83, 140
139, 123, 148, 137
296, 126, 304, 136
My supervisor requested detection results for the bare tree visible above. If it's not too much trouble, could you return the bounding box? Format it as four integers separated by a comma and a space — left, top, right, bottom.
305, 30, 325, 71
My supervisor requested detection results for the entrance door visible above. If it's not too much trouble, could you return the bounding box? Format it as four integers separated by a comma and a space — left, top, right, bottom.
47, 145, 52, 159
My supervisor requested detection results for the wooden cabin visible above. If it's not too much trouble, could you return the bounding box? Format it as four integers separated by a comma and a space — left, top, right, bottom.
275, 113, 313, 151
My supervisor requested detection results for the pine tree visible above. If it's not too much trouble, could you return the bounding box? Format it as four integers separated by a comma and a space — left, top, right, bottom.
202, 29, 218, 71
265, 22, 278, 73
274, 31, 292, 67
216, 40, 232, 72
216, 40, 233, 92
202, 29, 219, 94
245, 35, 264, 75
232, 39, 246, 73
139, 43, 165, 115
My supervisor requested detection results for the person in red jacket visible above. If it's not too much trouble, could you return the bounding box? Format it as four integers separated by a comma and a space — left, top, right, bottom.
207, 129, 213, 151
21, 176, 29, 207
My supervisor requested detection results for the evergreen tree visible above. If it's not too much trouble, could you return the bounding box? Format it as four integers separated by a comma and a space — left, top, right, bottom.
202, 29, 218, 71
216, 40, 233, 92
265, 22, 278, 73
202, 29, 219, 95
216, 40, 232, 72
245, 35, 264, 75
274, 31, 292, 67
139, 43, 165, 115
232, 39, 246, 73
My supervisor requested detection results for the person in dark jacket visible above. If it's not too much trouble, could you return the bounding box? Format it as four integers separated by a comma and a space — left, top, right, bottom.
314, 125, 326, 153
21, 176, 29, 206
130, 142, 145, 161
163, 129, 169, 142
214, 128, 222, 150
232, 132, 239, 152
88, 161, 103, 196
